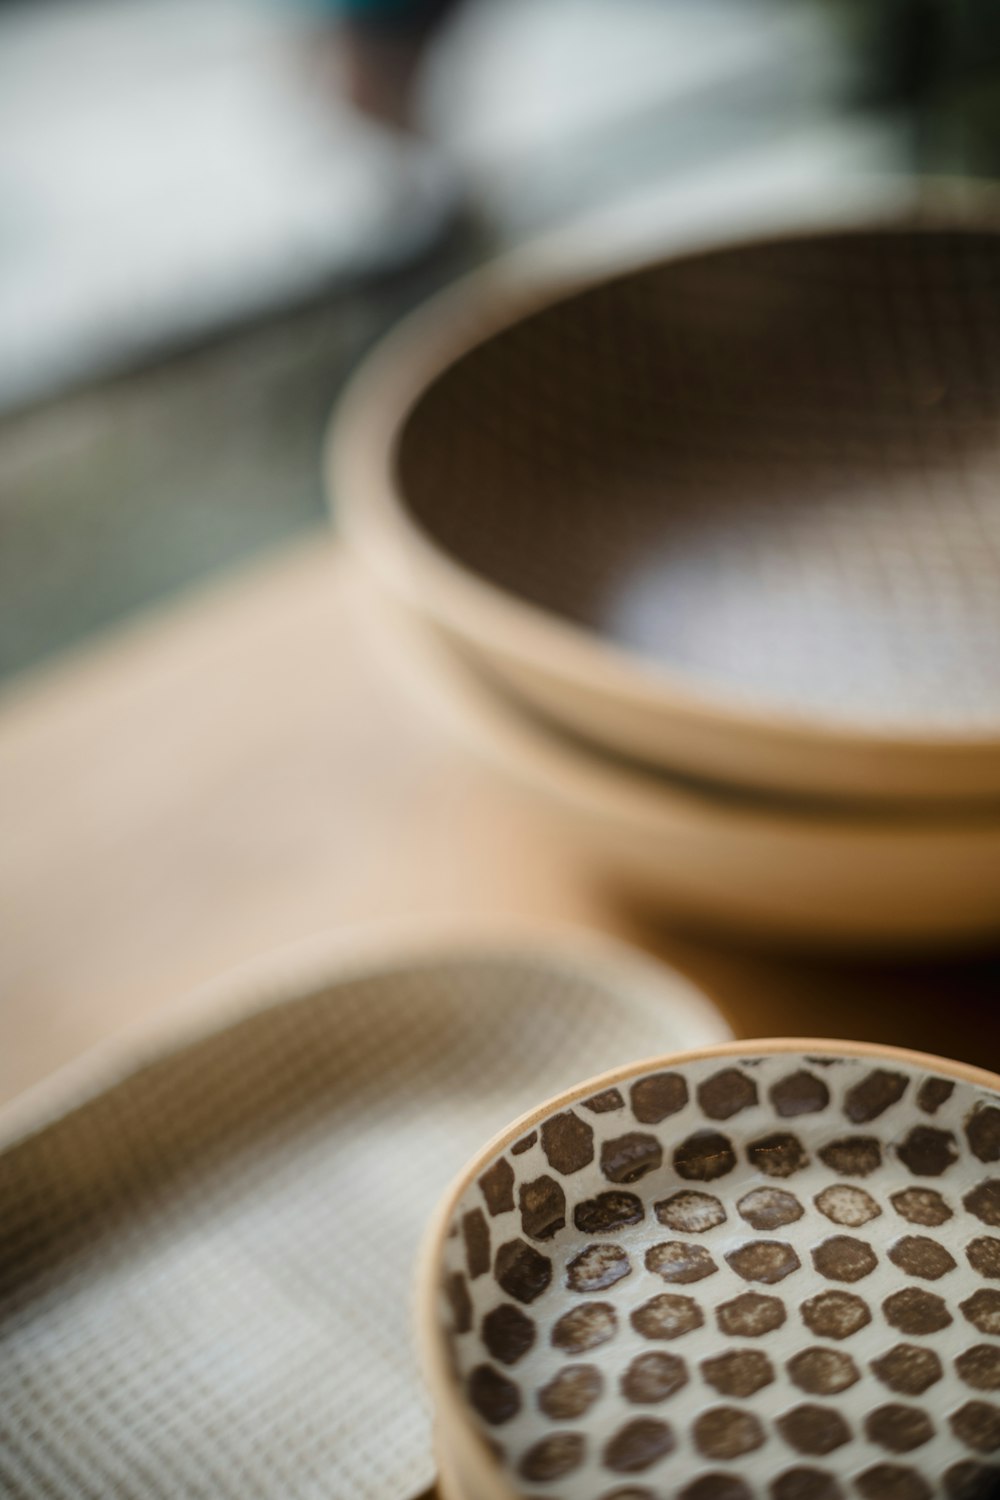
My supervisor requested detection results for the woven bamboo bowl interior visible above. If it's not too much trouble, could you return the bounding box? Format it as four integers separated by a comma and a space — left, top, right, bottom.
341, 215, 1000, 806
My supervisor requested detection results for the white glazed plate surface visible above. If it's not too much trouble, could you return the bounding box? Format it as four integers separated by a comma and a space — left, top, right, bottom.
435, 1044, 1000, 1499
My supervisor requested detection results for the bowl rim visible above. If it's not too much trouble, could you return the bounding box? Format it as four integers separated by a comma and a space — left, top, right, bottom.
416, 1035, 1000, 1498
330, 181, 1000, 769
357, 581, 1000, 944
367, 580, 1000, 839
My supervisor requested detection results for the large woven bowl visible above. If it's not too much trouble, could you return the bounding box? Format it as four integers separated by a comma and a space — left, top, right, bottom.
419, 1039, 1000, 1500
333, 198, 1000, 807
361, 584, 1000, 948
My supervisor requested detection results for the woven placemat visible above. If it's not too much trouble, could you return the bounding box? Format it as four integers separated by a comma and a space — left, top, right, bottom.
0, 928, 727, 1499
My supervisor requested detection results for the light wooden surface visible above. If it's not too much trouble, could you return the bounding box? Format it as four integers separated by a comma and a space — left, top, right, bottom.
2, 534, 1000, 1111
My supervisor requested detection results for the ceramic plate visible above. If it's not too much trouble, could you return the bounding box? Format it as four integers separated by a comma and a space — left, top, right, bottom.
425, 1041, 1000, 1500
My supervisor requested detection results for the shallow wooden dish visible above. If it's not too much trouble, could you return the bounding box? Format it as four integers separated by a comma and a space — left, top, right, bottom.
420, 1039, 1000, 1500
362, 584, 1000, 948
334, 198, 1000, 808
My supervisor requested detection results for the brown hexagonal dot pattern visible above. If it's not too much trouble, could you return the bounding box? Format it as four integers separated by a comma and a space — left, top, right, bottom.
438, 1051, 1000, 1497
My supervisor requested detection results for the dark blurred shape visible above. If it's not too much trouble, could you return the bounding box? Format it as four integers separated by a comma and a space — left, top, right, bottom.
861, 0, 1000, 172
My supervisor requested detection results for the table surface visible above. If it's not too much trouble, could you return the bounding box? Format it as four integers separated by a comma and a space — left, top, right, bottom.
3, 534, 1000, 1111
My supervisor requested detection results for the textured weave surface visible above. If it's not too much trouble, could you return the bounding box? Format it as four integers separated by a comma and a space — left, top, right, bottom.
399, 226, 1000, 731
0, 941, 723, 1500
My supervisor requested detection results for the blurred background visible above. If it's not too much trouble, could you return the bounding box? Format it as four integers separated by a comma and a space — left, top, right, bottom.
5, 0, 999, 682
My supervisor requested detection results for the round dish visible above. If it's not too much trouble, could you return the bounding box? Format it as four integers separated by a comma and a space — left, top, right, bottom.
420, 1039, 1000, 1500
333, 196, 1000, 807
362, 584, 1000, 947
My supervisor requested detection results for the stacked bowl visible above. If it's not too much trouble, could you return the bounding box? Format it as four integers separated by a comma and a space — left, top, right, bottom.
331, 193, 1000, 945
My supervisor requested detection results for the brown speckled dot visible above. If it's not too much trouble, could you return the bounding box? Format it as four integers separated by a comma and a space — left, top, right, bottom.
870, 1344, 943, 1396
601, 1133, 663, 1185
788, 1348, 860, 1396
771, 1471, 844, 1500
495, 1240, 551, 1304
519, 1176, 566, 1241
917, 1078, 954, 1114
773, 1470, 839, 1494
574, 1192, 644, 1234
962, 1289, 1000, 1335
479, 1157, 515, 1215
702, 1349, 775, 1398
694, 1406, 765, 1460
445, 1271, 472, 1333
951, 1401, 1000, 1454
566, 1243, 631, 1293
887, 1235, 956, 1279
966, 1182, 1000, 1227
748, 1131, 809, 1177
864, 1404, 934, 1453
538, 1364, 602, 1419
819, 1137, 881, 1177
679, 1479, 752, 1500
844, 1070, 908, 1123
599, 1490, 657, 1500
467, 1365, 521, 1425
897, 1125, 959, 1177
777, 1405, 851, 1456
541, 1111, 594, 1175
552, 1302, 617, 1353
716, 1292, 787, 1337
957, 1346, 1000, 1391
855, 1464, 932, 1500
968, 1238, 1000, 1278
631, 1292, 704, 1341
815, 1185, 882, 1228
511, 1130, 536, 1156
811, 1236, 878, 1283
645, 1241, 718, 1285
482, 1304, 535, 1365
698, 1069, 758, 1120
967, 1107, 1000, 1164
883, 1287, 952, 1334
891, 1187, 953, 1226
656, 1191, 727, 1233
463, 1209, 490, 1278
770, 1071, 830, 1118
673, 1130, 736, 1181
622, 1351, 688, 1404
631, 1072, 688, 1124
738, 1187, 805, 1230
583, 1088, 625, 1114
800, 1290, 872, 1340
519, 1432, 585, 1482
727, 1240, 801, 1284
944, 1460, 1000, 1498
603, 1417, 675, 1473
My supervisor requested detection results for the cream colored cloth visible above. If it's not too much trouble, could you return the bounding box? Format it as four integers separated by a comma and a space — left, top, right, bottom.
0, 931, 727, 1499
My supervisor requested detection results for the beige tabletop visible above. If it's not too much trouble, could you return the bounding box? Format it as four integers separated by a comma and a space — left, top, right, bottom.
2, 533, 1000, 1112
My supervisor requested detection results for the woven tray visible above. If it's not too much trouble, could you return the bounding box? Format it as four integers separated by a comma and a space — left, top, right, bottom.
0, 927, 728, 1500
